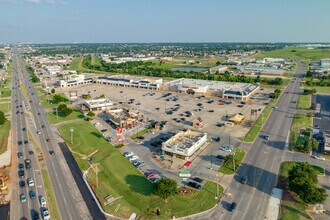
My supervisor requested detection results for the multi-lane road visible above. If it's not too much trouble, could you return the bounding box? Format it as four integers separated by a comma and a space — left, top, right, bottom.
201, 62, 307, 219
10, 48, 103, 220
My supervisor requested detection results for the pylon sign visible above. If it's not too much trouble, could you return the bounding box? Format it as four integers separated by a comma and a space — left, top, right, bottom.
116, 127, 123, 144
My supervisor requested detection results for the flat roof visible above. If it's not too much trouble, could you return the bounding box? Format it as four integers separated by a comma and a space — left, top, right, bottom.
167, 78, 259, 93
163, 130, 206, 150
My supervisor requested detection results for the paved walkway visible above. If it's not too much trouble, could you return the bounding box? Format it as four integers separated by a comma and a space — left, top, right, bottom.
0, 130, 12, 167
54, 119, 82, 127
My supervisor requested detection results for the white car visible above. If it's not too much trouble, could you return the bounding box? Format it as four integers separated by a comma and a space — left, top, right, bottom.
42, 209, 51, 220
40, 196, 47, 206
272, 106, 278, 109
313, 155, 325, 161
123, 152, 134, 158
27, 178, 34, 187
93, 122, 100, 126
221, 146, 233, 152
128, 155, 139, 161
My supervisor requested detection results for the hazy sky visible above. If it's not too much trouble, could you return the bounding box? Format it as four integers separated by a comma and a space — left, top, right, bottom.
0, 0, 329, 43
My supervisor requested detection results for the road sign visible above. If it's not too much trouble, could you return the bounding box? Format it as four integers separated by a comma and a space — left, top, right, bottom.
182, 177, 188, 182
179, 171, 191, 177
316, 103, 321, 113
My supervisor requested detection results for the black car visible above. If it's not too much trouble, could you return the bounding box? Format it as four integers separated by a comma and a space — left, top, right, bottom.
208, 110, 215, 112
137, 136, 145, 140
216, 155, 225, 159
187, 181, 202, 190
19, 180, 25, 188
229, 202, 237, 212
18, 141, 22, 145
100, 129, 108, 133
24, 140, 28, 144
18, 170, 25, 178
41, 125, 45, 128
18, 163, 24, 170
29, 150, 34, 155
29, 190, 36, 199
241, 176, 248, 184
49, 150, 55, 155
213, 137, 220, 142
22, 128, 26, 131
193, 177, 204, 184
37, 113, 40, 115
17, 152, 23, 158
32, 211, 40, 220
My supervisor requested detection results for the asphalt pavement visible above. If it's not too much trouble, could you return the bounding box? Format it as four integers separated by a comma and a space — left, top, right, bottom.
199, 63, 307, 220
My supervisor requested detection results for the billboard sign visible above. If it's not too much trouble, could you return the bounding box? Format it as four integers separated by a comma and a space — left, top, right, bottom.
179, 171, 191, 177
116, 127, 123, 135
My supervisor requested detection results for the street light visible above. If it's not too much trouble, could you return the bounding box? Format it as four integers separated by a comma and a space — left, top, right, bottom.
70, 127, 74, 145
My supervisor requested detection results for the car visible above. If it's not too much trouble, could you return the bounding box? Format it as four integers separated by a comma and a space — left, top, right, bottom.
29, 190, 36, 199
49, 150, 55, 155
272, 106, 278, 109
21, 111, 24, 114
241, 176, 248, 184
313, 155, 325, 160
208, 110, 215, 112
39, 196, 47, 206
106, 136, 113, 142
136, 162, 146, 168
24, 140, 28, 144
216, 122, 224, 127
123, 152, 134, 158
18, 170, 25, 178
136, 103, 141, 105
144, 171, 155, 179
216, 155, 225, 159
22, 128, 26, 131
221, 146, 233, 152
41, 125, 45, 128
19, 180, 26, 188
18, 163, 24, 169
137, 136, 145, 140
29, 150, 34, 155
27, 178, 34, 187
20, 194, 26, 203
42, 209, 50, 220
17, 152, 23, 158
213, 137, 220, 142
18, 141, 22, 145
193, 177, 204, 184
100, 129, 107, 132
132, 160, 140, 167
149, 178, 160, 184
37, 130, 42, 135
229, 202, 237, 212
93, 122, 100, 126
46, 138, 50, 142
264, 135, 270, 140
32, 211, 40, 220
37, 113, 41, 115
128, 155, 139, 161
187, 181, 201, 190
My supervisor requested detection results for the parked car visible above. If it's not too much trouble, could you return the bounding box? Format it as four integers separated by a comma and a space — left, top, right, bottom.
29, 150, 34, 155
264, 135, 270, 140
27, 178, 34, 187
19, 180, 25, 188
18, 170, 25, 178
100, 129, 107, 133
123, 152, 134, 158
229, 202, 237, 212
221, 146, 233, 152
49, 150, 55, 155
136, 162, 146, 168
137, 136, 145, 140
187, 181, 201, 190
149, 178, 160, 184
106, 136, 113, 142
128, 155, 139, 161
20, 194, 27, 203
29, 190, 36, 199
144, 171, 155, 179
216, 155, 225, 159
93, 122, 100, 127
40, 196, 47, 206
193, 177, 204, 184
18, 163, 24, 170
17, 152, 23, 158
42, 209, 50, 220
241, 176, 248, 184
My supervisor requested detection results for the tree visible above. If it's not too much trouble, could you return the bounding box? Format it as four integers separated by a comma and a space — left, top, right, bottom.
310, 138, 319, 150
288, 162, 327, 204
57, 104, 73, 117
0, 111, 6, 125
153, 178, 177, 201
51, 88, 55, 94
99, 94, 105, 98
53, 94, 64, 103
86, 111, 95, 117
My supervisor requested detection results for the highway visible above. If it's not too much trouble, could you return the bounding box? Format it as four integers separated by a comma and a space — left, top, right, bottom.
200, 62, 307, 220
10, 48, 96, 220
10, 53, 46, 219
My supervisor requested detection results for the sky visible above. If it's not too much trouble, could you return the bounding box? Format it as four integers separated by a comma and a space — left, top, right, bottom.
0, 0, 330, 43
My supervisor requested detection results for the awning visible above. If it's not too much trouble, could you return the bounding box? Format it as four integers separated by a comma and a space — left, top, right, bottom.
228, 114, 244, 123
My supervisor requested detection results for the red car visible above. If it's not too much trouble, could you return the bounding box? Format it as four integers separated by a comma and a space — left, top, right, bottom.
136, 103, 141, 105
46, 139, 50, 142
219, 102, 224, 105
144, 172, 154, 179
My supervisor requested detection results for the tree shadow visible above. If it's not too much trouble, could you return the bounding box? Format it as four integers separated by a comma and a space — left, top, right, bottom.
125, 174, 153, 196
90, 132, 103, 138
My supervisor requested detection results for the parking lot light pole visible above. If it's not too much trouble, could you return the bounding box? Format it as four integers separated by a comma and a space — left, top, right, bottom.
70, 127, 74, 145
215, 174, 219, 199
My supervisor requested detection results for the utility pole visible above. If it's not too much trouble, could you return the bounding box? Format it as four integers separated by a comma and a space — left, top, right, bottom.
210, 146, 213, 170
70, 127, 74, 145
232, 147, 236, 172
216, 174, 219, 199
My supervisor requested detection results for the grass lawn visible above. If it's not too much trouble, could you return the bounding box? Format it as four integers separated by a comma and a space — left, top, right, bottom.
278, 162, 323, 220
0, 120, 10, 155
304, 86, 330, 94
39, 93, 70, 109
151, 57, 225, 69
289, 114, 312, 150
47, 108, 83, 124
241, 106, 272, 142
0, 102, 11, 113
68, 57, 109, 74
59, 120, 222, 219
0, 87, 11, 98
297, 94, 311, 109
219, 148, 246, 174
252, 47, 330, 61
131, 128, 151, 140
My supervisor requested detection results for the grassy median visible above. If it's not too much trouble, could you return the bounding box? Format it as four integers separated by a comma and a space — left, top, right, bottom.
59, 120, 223, 219
0, 120, 10, 155
297, 94, 311, 109
219, 148, 246, 174
240, 106, 272, 142
289, 114, 312, 151
130, 128, 151, 140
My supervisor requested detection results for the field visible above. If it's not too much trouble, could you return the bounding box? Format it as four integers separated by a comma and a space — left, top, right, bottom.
0, 121, 10, 155
278, 162, 324, 220
151, 57, 225, 69
58, 120, 223, 219
0, 102, 11, 114
47, 108, 83, 124
68, 57, 109, 74
218, 149, 246, 174
241, 106, 272, 142
252, 47, 330, 61
305, 85, 330, 94
289, 114, 312, 150
297, 94, 311, 109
